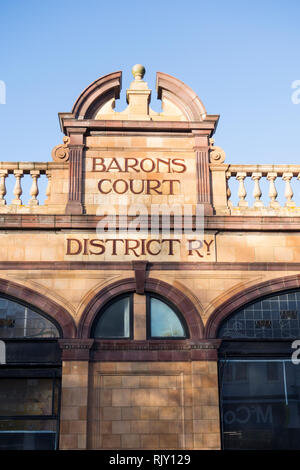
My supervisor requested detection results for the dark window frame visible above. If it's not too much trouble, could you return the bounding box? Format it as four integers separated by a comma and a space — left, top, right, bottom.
146, 293, 189, 340
0, 367, 61, 450
0, 293, 62, 339
218, 355, 300, 450
0, 293, 62, 450
91, 293, 134, 340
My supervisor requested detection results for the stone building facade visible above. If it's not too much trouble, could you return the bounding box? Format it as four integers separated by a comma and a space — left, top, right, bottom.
0, 65, 300, 450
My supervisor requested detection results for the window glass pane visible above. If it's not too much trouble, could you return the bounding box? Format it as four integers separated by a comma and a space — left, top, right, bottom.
93, 296, 130, 338
220, 359, 300, 450
282, 361, 300, 449
0, 420, 57, 450
218, 291, 300, 339
0, 298, 59, 338
267, 362, 280, 381
0, 378, 57, 416
150, 297, 186, 338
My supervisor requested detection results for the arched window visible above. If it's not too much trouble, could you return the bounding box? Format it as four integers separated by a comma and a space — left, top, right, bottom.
91, 293, 188, 340
93, 295, 133, 339
0, 297, 59, 338
147, 295, 188, 339
218, 290, 300, 339
217, 289, 300, 451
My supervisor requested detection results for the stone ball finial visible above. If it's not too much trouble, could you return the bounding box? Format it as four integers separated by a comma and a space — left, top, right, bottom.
132, 64, 145, 80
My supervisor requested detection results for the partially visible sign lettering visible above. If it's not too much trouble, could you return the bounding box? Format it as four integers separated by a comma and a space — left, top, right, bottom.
280, 310, 297, 320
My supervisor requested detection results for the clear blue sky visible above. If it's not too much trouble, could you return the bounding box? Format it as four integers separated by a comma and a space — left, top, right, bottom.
0, 0, 299, 165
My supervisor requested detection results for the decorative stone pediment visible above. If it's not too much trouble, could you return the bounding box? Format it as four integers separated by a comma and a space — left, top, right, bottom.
60, 65, 209, 123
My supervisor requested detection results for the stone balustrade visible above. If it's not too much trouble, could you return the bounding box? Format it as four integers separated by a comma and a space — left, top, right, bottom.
210, 163, 300, 216
0, 159, 299, 217
0, 162, 67, 213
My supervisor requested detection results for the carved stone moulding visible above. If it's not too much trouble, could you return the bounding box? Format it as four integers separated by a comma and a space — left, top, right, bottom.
209, 138, 226, 164
51, 136, 70, 162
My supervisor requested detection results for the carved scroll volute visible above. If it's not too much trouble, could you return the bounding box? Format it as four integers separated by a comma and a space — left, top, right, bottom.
51, 136, 70, 162
209, 138, 226, 164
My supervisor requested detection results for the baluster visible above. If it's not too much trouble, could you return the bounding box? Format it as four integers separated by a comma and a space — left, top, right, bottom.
283, 172, 295, 207
29, 170, 40, 205
12, 170, 23, 205
267, 172, 280, 208
0, 170, 8, 205
225, 172, 233, 208
251, 172, 263, 207
45, 170, 51, 204
236, 172, 248, 207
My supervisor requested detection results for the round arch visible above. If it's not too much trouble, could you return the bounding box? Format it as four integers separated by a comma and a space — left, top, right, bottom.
0, 277, 76, 338
71, 71, 122, 119
156, 72, 207, 121
78, 277, 204, 339
205, 274, 300, 338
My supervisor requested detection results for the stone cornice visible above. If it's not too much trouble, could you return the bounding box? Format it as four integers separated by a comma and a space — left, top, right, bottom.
60, 117, 219, 135
0, 214, 300, 231
0, 261, 299, 271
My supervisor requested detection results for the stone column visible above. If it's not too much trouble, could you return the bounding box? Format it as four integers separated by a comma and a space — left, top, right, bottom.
193, 131, 213, 215
210, 164, 230, 215
58, 339, 94, 450
208, 138, 228, 215
191, 360, 221, 449
133, 293, 147, 340
65, 128, 86, 215
189, 340, 222, 449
